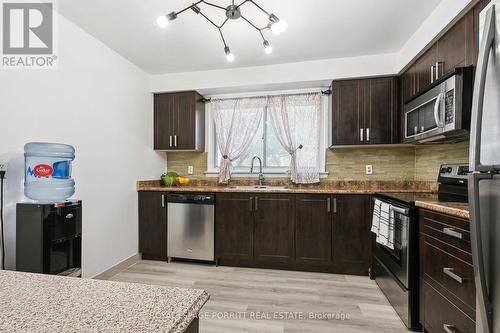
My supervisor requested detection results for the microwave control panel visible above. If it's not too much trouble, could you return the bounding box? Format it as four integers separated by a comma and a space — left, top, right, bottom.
445, 89, 455, 124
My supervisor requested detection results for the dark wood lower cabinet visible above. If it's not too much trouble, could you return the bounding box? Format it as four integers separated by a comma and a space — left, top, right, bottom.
419, 209, 475, 332
138, 192, 167, 261
295, 194, 332, 266
215, 193, 254, 262
215, 192, 372, 275
253, 194, 295, 264
332, 195, 371, 275
139, 191, 373, 276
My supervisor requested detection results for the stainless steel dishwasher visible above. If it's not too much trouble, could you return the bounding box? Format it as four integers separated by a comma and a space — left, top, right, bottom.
167, 192, 215, 262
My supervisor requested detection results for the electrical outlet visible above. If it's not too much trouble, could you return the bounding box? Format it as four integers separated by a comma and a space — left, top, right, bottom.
187, 165, 194, 175
365, 165, 373, 175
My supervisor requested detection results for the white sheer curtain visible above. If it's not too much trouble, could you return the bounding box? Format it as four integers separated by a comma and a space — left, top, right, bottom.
267, 93, 322, 184
212, 97, 266, 184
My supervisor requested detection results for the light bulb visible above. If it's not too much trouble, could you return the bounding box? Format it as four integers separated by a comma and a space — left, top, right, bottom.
156, 15, 169, 28
224, 46, 234, 62
271, 20, 288, 35
263, 40, 273, 54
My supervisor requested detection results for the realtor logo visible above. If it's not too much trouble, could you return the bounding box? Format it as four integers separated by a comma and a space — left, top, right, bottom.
1, 0, 57, 69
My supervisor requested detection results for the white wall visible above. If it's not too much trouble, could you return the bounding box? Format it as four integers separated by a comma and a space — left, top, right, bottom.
149, 53, 398, 94
0, 13, 164, 277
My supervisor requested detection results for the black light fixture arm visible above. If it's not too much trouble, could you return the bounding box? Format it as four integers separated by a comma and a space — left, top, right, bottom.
173, 0, 204, 17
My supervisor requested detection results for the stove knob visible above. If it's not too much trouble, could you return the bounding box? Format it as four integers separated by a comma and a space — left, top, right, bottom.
440, 167, 447, 174
446, 167, 453, 173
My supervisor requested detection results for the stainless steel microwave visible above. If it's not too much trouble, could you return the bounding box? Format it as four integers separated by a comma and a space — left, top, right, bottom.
403, 67, 473, 144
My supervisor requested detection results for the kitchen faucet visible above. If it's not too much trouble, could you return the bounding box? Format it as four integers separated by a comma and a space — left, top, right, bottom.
250, 156, 265, 188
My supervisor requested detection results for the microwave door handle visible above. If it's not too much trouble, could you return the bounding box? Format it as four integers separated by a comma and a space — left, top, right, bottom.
468, 172, 494, 332
470, 5, 496, 172
433, 93, 444, 128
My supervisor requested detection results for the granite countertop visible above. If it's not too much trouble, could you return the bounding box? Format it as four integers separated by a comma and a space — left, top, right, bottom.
415, 197, 470, 219
137, 180, 438, 194
0, 270, 209, 333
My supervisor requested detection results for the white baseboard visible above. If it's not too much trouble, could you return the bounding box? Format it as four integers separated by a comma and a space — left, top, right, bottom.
92, 253, 141, 280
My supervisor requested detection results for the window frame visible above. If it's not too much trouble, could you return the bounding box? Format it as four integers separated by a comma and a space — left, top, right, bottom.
205, 88, 330, 177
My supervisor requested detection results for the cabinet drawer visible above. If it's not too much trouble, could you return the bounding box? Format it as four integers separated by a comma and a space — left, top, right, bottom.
421, 234, 475, 311
422, 280, 475, 333
420, 209, 471, 253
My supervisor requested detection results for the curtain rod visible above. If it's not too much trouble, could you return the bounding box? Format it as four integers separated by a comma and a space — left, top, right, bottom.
201, 89, 331, 103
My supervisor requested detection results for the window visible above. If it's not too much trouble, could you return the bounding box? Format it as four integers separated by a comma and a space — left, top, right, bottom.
214, 106, 291, 169
207, 90, 329, 175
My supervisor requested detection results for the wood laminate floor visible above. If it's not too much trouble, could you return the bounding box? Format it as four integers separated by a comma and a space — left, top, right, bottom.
108, 260, 408, 333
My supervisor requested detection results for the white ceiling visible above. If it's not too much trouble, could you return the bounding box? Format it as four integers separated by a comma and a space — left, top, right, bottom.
58, 0, 443, 74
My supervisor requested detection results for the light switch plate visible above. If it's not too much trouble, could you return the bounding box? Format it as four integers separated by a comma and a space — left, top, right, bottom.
366, 165, 373, 175
187, 165, 194, 175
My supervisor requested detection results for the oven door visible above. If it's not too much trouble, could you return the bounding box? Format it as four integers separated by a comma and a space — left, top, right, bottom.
374, 209, 410, 288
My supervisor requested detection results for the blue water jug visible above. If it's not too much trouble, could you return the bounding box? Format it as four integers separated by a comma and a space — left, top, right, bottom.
24, 142, 75, 203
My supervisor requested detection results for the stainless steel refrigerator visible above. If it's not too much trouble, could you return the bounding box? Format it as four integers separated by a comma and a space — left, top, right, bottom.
469, 1, 500, 332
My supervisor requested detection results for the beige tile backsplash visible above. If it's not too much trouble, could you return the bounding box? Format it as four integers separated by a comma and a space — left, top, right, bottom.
164, 142, 469, 182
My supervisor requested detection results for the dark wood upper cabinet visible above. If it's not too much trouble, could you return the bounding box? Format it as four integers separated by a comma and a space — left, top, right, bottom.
415, 44, 437, 94
332, 77, 398, 146
364, 77, 398, 144
400, 3, 481, 103
154, 91, 205, 151
331, 80, 362, 145
138, 191, 167, 261
253, 194, 295, 264
437, 12, 474, 77
215, 193, 254, 262
295, 194, 332, 266
332, 195, 371, 275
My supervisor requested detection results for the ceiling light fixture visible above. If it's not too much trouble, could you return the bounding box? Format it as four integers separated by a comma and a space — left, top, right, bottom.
157, 0, 287, 62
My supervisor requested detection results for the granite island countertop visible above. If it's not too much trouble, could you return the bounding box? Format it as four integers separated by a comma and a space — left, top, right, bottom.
0, 270, 209, 333
137, 180, 438, 194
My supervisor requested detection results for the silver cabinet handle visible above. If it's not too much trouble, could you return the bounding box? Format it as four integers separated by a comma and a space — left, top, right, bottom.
431, 65, 435, 83
333, 198, 337, 214
249, 197, 253, 211
442, 227, 463, 239
65, 213, 74, 219
255, 197, 258, 211
169, 135, 172, 147
174, 135, 177, 147
443, 324, 455, 333
435, 61, 443, 80
420, 126, 425, 133
366, 128, 370, 142
443, 267, 463, 284
161, 194, 165, 207
360, 128, 364, 142
470, 6, 496, 171
327, 198, 331, 213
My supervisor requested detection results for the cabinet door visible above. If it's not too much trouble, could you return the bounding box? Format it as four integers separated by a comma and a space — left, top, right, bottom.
215, 193, 254, 262
401, 65, 417, 103
173, 92, 196, 150
331, 80, 363, 145
253, 194, 295, 264
364, 77, 397, 144
332, 195, 371, 275
138, 192, 167, 260
154, 94, 175, 150
415, 44, 437, 94
295, 194, 332, 266
437, 12, 474, 77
